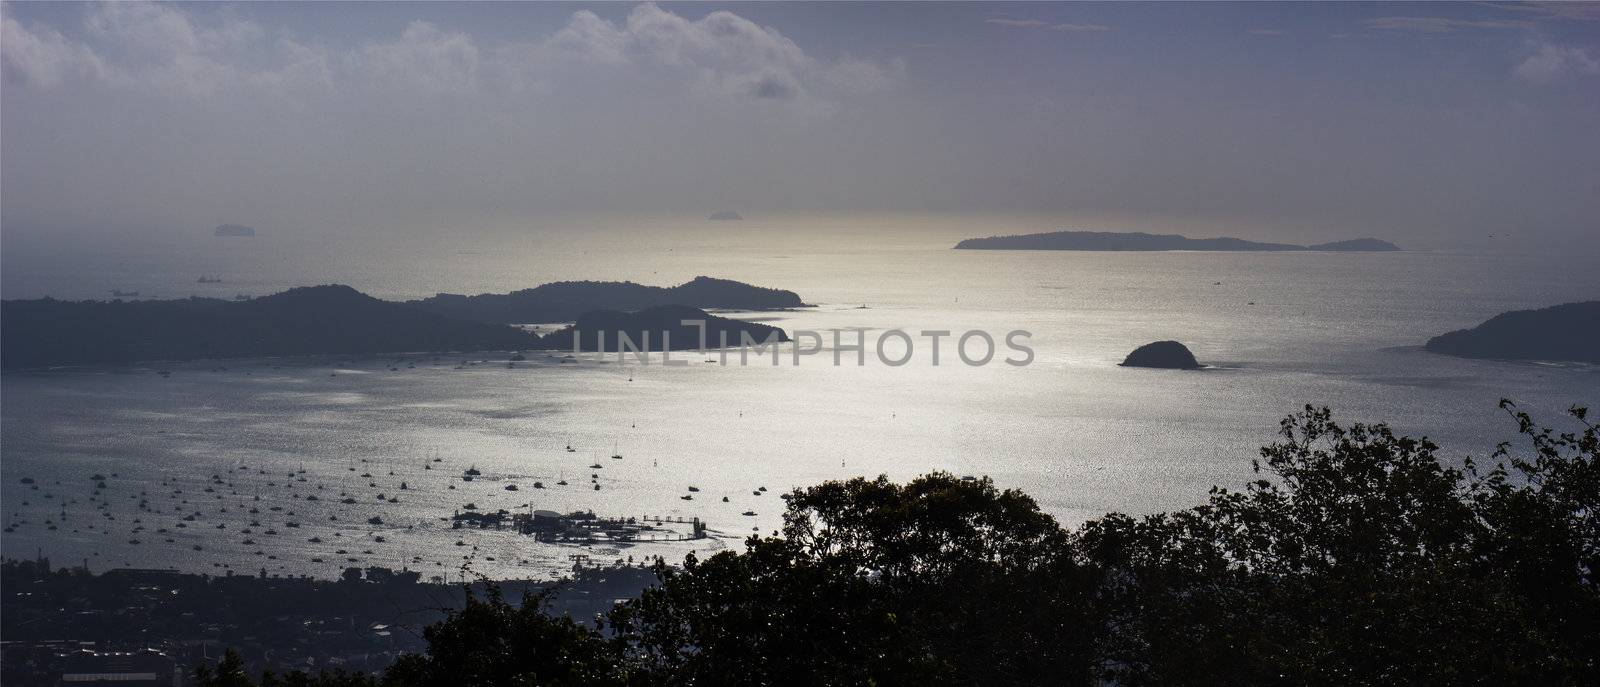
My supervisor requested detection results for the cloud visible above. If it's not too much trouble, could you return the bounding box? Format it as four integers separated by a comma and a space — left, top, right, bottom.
1480, 2, 1600, 23
541, 4, 902, 106
1365, 16, 1533, 32
2, 3, 899, 112
358, 21, 479, 94
1, 13, 105, 86
986, 18, 1110, 32
985, 19, 1048, 28
2, 2, 329, 96
1515, 42, 1600, 82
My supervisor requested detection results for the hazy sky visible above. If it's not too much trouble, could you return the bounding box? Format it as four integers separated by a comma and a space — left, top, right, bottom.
3, 2, 1597, 247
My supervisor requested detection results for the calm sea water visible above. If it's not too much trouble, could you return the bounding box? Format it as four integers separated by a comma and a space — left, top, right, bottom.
3, 215, 1597, 579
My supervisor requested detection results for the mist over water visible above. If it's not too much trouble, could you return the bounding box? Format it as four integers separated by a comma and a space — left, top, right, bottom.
3, 214, 1596, 578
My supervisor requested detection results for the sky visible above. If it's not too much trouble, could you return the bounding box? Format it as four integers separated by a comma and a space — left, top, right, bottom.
2, 2, 1597, 248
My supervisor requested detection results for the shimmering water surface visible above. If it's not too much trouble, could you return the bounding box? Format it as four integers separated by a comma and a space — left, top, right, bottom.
3, 216, 1597, 579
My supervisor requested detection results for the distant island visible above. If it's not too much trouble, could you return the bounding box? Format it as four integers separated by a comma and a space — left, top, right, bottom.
708, 211, 744, 221
1, 279, 805, 369
540, 305, 789, 352
1424, 301, 1599, 363
214, 224, 256, 237
410, 276, 806, 325
954, 230, 1399, 252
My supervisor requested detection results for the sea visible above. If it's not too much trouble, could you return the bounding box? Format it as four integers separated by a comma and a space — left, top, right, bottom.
3, 214, 1597, 580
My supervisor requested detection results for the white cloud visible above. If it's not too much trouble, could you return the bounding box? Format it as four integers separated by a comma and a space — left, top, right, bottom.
1515, 42, 1600, 82
1481, 2, 1600, 23
1049, 23, 1110, 33
986, 19, 1048, 29
1, 13, 105, 86
986, 18, 1109, 32
357, 21, 479, 94
1365, 16, 1533, 32
3, 2, 330, 96
547, 4, 903, 104
2, 3, 897, 110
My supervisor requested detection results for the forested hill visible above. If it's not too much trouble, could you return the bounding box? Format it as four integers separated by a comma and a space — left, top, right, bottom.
0, 285, 537, 369
408, 276, 806, 324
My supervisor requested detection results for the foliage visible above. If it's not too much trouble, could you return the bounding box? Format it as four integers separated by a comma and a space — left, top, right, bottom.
198, 403, 1598, 686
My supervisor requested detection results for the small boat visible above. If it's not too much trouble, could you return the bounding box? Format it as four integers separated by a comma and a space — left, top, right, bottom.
687, 486, 700, 492
367, 516, 383, 525
680, 494, 693, 501
464, 466, 481, 476
532, 482, 544, 489
721, 496, 729, 502
557, 480, 568, 486
742, 511, 756, 517
504, 484, 519, 491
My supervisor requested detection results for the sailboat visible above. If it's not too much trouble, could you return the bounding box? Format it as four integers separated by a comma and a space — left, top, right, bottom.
611, 440, 623, 460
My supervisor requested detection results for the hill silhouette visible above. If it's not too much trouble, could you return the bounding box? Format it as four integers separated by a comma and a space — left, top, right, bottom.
1120, 341, 1202, 369
539, 305, 790, 352
410, 276, 805, 324
1, 285, 535, 369
1424, 301, 1600, 363
955, 230, 1399, 252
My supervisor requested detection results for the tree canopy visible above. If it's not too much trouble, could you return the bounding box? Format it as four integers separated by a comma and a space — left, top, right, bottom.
199, 402, 1598, 686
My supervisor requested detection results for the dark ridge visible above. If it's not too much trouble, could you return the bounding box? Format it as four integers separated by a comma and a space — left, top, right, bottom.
954, 230, 1399, 252
1424, 301, 1600, 363
0, 285, 535, 369
708, 211, 744, 221
1120, 340, 1203, 369
1305, 238, 1399, 251
410, 276, 806, 325
539, 305, 790, 352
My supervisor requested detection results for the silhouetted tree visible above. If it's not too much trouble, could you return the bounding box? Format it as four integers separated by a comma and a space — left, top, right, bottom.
197, 402, 1598, 686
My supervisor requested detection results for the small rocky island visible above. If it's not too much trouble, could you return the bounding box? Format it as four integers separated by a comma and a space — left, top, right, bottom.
1424, 301, 1600, 363
708, 211, 744, 221
1120, 341, 1203, 369
214, 224, 256, 237
955, 230, 1399, 252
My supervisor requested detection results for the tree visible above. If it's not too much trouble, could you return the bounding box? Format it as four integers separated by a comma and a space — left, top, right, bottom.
197, 403, 1599, 686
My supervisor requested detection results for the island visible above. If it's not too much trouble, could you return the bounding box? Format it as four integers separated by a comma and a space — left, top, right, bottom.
409, 276, 806, 325
0, 285, 537, 369
539, 305, 790, 352
954, 230, 1400, 252
708, 211, 744, 221
214, 224, 257, 237
1, 279, 807, 368
1424, 301, 1600, 363
1120, 341, 1203, 369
